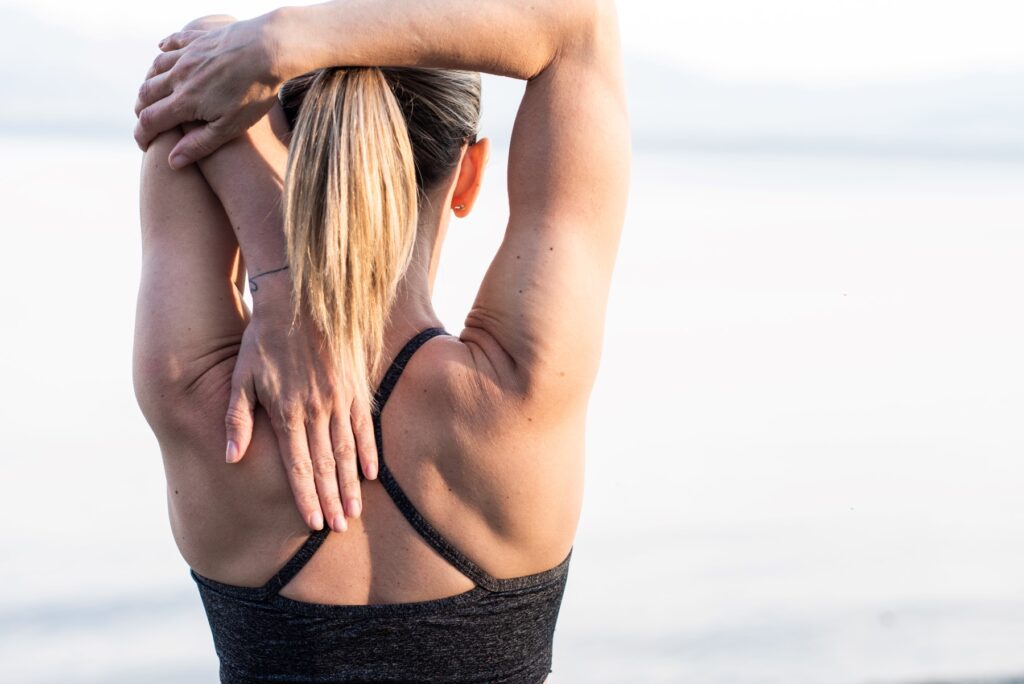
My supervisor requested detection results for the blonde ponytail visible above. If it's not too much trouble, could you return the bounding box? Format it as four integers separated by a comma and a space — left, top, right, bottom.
283, 67, 419, 409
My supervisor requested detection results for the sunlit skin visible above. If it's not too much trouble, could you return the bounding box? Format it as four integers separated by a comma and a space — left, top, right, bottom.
133, 0, 629, 629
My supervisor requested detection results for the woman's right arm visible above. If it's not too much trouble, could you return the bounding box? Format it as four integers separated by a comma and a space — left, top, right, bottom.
137, 0, 629, 410
271, 0, 629, 411
269, 0, 603, 83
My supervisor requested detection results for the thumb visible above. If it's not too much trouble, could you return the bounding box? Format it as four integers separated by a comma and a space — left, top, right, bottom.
225, 367, 256, 464
168, 122, 227, 169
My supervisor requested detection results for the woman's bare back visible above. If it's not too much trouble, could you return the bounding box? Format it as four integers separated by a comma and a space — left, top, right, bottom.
160, 322, 584, 607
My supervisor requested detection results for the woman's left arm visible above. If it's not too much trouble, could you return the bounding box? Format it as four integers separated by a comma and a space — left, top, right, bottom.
137, 16, 376, 534
186, 105, 376, 534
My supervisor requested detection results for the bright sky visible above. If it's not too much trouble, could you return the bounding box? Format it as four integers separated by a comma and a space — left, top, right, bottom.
5, 0, 1024, 84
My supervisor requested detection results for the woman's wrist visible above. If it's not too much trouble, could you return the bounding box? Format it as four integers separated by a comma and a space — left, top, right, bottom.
249, 267, 294, 313
262, 6, 316, 84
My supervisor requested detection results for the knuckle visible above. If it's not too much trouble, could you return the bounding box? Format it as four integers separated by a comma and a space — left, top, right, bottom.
312, 454, 336, 478
277, 400, 304, 430
287, 458, 313, 480
224, 406, 249, 429
278, 420, 302, 435
303, 399, 324, 421
332, 439, 355, 459
147, 62, 163, 80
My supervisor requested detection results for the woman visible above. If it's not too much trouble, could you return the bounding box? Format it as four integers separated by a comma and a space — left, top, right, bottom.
132, 1, 629, 682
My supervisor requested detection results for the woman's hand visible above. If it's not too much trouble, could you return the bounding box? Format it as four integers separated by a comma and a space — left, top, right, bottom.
143, 18, 380, 531
133, 14, 285, 168
229, 274, 379, 533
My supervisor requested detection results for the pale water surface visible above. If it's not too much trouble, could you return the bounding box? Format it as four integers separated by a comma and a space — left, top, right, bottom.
1, 137, 1023, 683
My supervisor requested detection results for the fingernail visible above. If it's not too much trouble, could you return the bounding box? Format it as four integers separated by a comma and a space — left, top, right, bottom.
309, 511, 324, 531
169, 153, 187, 169
225, 440, 239, 463
348, 499, 362, 519
332, 514, 348, 532
366, 463, 378, 480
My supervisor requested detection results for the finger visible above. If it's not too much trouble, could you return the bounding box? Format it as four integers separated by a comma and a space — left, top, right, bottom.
224, 367, 256, 464
158, 29, 204, 52
331, 410, 362, 520
135, 71, 174, 117
145, 48, 183, 80
275, 421, 324, 531
351, 399, 378, 481
167, 121, 230, 169
308, 417, 346, 532
134, 97, 187, 151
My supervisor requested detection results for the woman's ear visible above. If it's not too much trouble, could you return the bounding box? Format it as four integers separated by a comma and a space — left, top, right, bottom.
451, 137, 491, 218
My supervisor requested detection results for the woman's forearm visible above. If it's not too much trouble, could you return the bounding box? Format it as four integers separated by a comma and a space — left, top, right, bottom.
183, 108, 292, 306
267, 0, 604, 83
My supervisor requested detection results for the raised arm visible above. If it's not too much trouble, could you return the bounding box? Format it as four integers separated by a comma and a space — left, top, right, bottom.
269, 0, 630, 402
136, 0, 629, 405
186, 105, 378, 534
146, 14, 380, 535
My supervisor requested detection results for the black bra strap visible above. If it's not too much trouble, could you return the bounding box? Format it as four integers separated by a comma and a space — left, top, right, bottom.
370, 327, 509, 592
376, 465, 503, 592
265, 326, 529, 598
261, 527, 331, 598
372, 327, 450, 414
259, 327, 450, 599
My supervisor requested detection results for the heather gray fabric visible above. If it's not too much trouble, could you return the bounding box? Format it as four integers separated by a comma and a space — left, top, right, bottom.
192, 327, 572, 683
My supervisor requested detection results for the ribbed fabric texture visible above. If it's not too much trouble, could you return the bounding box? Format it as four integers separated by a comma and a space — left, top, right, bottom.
192, 328, 571, 683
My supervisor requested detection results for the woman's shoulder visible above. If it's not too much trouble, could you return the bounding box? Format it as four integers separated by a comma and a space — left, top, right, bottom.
399, 329, 580, 439
387, 330, 585, 572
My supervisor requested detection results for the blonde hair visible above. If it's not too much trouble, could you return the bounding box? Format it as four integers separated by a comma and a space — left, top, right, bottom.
281, 67, 481, 410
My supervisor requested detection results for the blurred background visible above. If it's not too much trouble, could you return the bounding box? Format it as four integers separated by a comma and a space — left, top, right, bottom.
1, 1, 1023, 682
